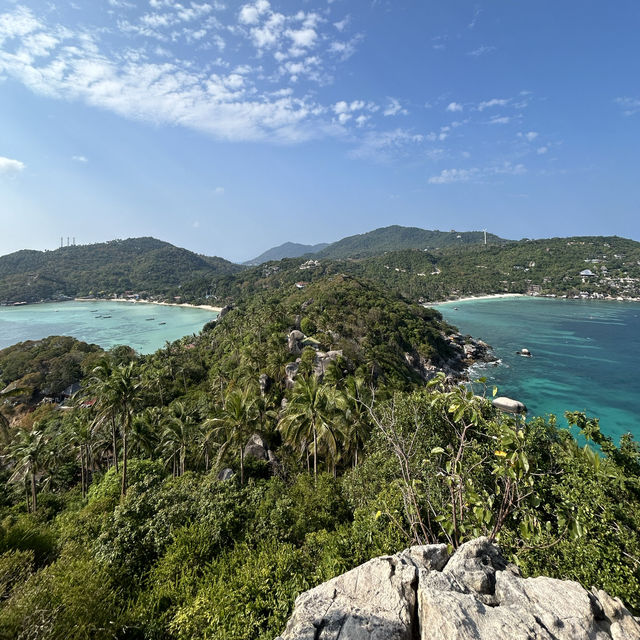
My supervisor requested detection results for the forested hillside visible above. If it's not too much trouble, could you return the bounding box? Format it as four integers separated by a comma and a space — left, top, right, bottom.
244, 241, 329, 265
315, 225, 506, 259
0, 274, 639, 639
0, 238, 241, 304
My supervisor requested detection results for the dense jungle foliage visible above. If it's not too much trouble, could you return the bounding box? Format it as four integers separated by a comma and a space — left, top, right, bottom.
0, 237, 240, 304
1, 263, 639, 639
3, 228, 640, 307
180, 234, 640, 306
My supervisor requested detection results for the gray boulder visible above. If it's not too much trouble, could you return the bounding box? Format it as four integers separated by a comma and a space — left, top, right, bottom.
244, 433, 269, 461
288, 330, 305, 354
492, 396, 527, 414
418, 537, 640, 640
217, 467, 234, 481
279, 537, 640, 640
276, 554, 418, 640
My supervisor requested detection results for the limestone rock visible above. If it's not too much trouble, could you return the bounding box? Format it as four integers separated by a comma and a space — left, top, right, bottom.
244, 433, 268, 461
217, 467, 234, 481
492, 396, 527, 414
313, 350, 343, 378
288, 330, 305, 354
218, 304, 233, 318
417, 537, 640, 640
276, 554, 418, 640
259, 373, 271, 395
400, 544, 449, 573
279, 537, 640, 640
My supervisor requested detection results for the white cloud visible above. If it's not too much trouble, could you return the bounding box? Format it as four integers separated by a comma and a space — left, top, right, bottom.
478, 98, 509, 111
214, 186, 224, 194
192, 220, 200, 228
616, 97, 640, 116
518, 130, 538, 141
334, 16, 350, 32
0, 7, 351, 143
0, 156, 25, 173
350, 128, 423, 162
446, 102, 463, 112
383, 97, 407, 117
537, 146, 548, 155
488, 115, 511, 125
429, 162, 525, 184
72, 155, 88, 162
328, 34, 362, 61
468, 45, 496, 57
287, 27, 316, 49
428, 168, 478, 184
239, 1, 270, 25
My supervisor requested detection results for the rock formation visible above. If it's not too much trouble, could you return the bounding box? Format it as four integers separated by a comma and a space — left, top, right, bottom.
277, 537, 640, 640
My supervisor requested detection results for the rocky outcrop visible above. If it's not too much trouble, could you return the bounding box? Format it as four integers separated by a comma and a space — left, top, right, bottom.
277, 537, 640, 640
244, 433, 269, 461
288, 330, 305, 355
276, 553, 419, 640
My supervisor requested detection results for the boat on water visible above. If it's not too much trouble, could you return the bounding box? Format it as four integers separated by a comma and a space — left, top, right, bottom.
145, 317, 155, 321
159, 321, 166, 325
102, 315, 112, 318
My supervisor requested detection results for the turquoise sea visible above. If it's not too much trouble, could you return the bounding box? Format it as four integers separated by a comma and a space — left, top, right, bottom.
0, 301, 217, 355
433, 297, 640, 443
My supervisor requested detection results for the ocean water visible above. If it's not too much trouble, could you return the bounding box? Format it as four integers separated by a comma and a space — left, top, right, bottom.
0, 301, 217, 355
433, 297, 640, 443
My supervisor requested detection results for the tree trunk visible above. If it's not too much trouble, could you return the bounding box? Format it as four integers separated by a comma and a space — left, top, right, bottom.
112, 417, 119, 472
240, 445, 244, 485
313, 426, 317, 484
121, 425, 128, 498
25, 481, 30, 513
31, 471, 37, 513
80, 446, 86, 499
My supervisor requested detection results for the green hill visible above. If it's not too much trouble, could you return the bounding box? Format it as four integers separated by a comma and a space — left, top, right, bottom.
0, 237, 242, 304
244, 241, 329, 265
316, 225, 507, 259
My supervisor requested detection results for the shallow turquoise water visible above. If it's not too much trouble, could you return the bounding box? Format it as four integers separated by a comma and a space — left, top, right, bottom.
433, 297, 640, 442
0, 301, 217, 355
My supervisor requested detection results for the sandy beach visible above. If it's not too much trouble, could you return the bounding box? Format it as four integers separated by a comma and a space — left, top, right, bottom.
76, 297, 223, 313
424, 293, 527, 306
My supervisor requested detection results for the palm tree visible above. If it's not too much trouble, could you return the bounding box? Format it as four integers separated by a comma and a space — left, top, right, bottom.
159, 402, 196, 477
336, 376, 372, 468
6, 426, 49, 512
131, 407, 162, 458
109, 362, 141, 497
91, 360, 141, 497
279, 375, 338, 482
206, 387, 257, 485
90, 358, 119, 472
67, 414, 94, 499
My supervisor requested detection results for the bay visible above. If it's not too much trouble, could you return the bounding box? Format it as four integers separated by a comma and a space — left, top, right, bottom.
433, 297, 640, 442
0, 301, 218, 355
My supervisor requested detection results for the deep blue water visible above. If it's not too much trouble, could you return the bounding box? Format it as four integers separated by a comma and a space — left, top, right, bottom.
433, 297, 640, 442
0, 301, 217, 355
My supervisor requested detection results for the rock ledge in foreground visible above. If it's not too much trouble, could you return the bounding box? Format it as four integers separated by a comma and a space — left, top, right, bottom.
277, 537, 640, 640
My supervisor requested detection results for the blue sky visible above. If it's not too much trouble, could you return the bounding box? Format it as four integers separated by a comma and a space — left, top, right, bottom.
0, 0, 639, 262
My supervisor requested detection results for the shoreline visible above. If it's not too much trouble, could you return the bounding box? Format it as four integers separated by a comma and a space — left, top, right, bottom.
75, 297, 223, 313
425, 293, 527, 306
